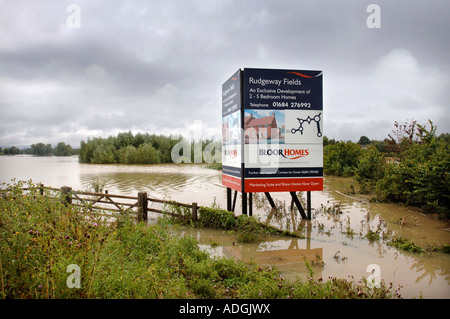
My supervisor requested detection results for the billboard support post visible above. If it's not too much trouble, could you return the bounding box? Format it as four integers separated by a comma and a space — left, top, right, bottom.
307, 191, 312, 219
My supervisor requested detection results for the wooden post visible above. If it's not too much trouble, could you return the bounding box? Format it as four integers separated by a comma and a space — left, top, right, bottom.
61, 186, 72, 206
137, 192, 148, 222
192, 202, 198, 222
39, 183, 44, 195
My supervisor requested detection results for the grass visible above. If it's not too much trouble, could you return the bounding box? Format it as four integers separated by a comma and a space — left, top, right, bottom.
387, 237, 426, 254
166, 203, 304, 243
0, 180, 403, 299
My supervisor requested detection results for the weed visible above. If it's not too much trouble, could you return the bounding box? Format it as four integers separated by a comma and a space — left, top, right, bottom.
303, 256, 315, 279
333, 251, 348, 264
387, 237, 426, 254
311, 253, 324, 267
89, 178, 106, 193
396, 216, 419, 229
430, 244, 450, 254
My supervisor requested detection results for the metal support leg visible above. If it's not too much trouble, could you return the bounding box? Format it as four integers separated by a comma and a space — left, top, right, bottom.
307, 191, 311, 219
290, 192, 307, 219
242, 192, 247, 215
232, 190, 237, 212
227, 187, 232, 212
264, 192, 276, 209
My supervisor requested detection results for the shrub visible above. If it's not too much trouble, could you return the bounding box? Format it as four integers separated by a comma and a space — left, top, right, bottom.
324, 120, 449, 219
197, 206, 236, 230
354, 146, 385, 193
374, 134, 449, 218
323, 141, 363, 176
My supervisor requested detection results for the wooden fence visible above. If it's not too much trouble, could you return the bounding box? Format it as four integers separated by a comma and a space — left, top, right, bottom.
2, 184, 198, 222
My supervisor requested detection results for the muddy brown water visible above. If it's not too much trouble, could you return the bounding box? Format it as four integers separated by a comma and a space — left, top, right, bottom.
1, 156, 449, 298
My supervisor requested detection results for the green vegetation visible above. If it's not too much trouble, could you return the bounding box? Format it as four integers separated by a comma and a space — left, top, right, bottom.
0, 181, 402, 299
197, 206, 302, 242
387, 237, 426, 254
0, 142, 78, 156
430, 244, 450, 254
0, 146, 21, 155
162, 203, 302, 243
324, 119, 449, 219
78, 131, 220, 165
323, 141, 363, 176
30, 143, 53, 156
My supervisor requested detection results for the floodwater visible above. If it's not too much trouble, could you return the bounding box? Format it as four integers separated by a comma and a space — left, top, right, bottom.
1, 155, 449, 298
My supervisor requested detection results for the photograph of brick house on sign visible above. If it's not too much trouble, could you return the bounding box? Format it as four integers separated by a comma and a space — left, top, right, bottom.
244, 111, 284, 144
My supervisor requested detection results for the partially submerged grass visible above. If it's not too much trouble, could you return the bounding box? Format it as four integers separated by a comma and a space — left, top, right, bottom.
0, 180, 402, 299
387, 237, 426, 254
165, 203, 304, 243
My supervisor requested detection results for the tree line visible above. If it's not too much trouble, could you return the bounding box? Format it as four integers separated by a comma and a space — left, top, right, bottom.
323, 119, 449, 219
78, 132, 220, 165
0, 142, 78, 156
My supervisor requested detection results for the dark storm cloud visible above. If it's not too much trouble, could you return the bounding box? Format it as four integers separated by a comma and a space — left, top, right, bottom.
0, 0, 449, 148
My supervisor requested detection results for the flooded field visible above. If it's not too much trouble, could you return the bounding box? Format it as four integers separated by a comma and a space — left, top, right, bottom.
1, 155, 449, 298
177, 177, 450, 299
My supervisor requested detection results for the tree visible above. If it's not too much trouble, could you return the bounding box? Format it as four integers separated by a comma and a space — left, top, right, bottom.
31, 143, 52, 156
3, 146, 21, 155
54, 142, 73, 156
92, 144, 116, 164
357, 136, 371, 145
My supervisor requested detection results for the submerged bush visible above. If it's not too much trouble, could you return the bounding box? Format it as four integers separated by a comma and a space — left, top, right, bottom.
324, 120, 449, 219
374, 130, 449, 218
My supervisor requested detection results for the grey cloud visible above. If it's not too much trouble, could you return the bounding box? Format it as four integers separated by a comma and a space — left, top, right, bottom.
0, 0, 449, 148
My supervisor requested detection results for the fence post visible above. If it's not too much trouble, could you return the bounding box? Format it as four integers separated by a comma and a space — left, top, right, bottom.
61, 186, 72, 206
192, 202, 198, 222
39, 183, 44, 195
138, 192, 148, 222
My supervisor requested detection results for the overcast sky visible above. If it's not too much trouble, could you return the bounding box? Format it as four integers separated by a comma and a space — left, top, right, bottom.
1, 0, 449, 148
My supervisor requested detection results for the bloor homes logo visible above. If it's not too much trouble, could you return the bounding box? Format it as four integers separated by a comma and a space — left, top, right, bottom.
224, 149, 238, 160
259, 148, 309, 160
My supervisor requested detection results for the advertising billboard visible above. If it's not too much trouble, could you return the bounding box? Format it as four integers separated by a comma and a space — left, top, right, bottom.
222, 69, 242, 191
222, 68, 323, 193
